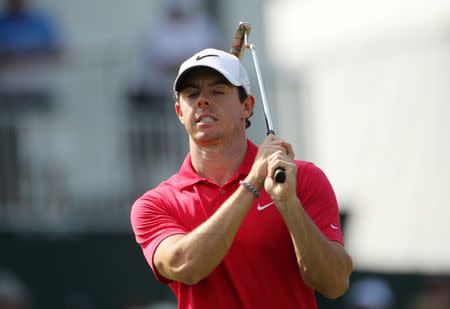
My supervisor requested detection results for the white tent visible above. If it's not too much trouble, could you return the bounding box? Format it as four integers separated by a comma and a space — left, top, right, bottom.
266, 0, 450, 273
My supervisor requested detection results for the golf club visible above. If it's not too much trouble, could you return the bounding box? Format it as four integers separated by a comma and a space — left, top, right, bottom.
230, 22, 286, 183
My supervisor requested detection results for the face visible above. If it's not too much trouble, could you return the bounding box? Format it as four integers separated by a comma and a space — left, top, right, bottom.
175, 68, 254, 147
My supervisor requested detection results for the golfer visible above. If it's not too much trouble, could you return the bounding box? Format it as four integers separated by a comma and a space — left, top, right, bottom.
131, 48, 353, 308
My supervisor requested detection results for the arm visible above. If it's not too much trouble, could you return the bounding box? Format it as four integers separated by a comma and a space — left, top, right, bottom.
276, 196, 352, 298
154, 139, 284, 285
153, 176, 258, 285
265, 140, 353, 298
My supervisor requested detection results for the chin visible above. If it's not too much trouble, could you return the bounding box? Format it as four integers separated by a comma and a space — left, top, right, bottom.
192, 132, 224, 146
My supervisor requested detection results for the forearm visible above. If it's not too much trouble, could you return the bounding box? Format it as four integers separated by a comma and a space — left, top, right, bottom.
162, 176, 261, 284
277, 197, 353, 298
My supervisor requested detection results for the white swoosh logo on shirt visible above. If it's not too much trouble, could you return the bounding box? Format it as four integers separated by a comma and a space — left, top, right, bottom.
257, 202, 274, 211
330, 224, 339, 230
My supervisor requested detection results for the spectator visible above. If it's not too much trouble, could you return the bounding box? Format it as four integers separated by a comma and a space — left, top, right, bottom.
126, 0, 221, 192
0, 0, 63, 206
0, 0, 62, 100
408, 276, 450, 309
0, 268, 30, 309
345, 276, 395, 309
128, 0, 221, 108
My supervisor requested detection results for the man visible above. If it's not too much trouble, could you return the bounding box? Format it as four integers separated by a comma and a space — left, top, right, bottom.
131, 48, 353, 308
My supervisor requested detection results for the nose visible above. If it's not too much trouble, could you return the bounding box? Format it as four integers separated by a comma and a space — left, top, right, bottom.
196, 90, 210, 108
197, 98, 210, 108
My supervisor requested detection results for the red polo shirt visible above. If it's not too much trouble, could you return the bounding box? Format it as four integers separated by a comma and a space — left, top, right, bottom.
131, 140, 343, 309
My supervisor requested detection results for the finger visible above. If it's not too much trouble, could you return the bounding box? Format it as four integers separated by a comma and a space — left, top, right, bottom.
268, 150, 297, 171
263, 137, 294, 158
281, 141, 295, 160
264, 134, 277, 143
259, 143, 286, 159
267, 151, 288, 178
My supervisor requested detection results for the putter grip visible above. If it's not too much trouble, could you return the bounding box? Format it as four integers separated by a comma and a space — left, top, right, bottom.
230, 22, 251, 59
267, 130, 286, 183
274, 168, 286, 183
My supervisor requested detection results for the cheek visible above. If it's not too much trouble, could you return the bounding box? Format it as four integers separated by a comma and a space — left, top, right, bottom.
224, 103, 245, 120
177, 102, 191, 119
225, 108, 245, 126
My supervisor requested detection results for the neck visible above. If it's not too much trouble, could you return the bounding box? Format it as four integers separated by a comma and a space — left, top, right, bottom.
189, 135, 248, 186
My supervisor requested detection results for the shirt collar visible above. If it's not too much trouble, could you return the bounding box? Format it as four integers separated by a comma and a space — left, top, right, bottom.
176, 139, 258, 190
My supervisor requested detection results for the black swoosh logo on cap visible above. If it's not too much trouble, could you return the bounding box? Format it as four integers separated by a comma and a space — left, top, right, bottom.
196, 54, 219, 61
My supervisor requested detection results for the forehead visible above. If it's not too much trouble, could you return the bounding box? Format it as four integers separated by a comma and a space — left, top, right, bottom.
178, 67, 231, 89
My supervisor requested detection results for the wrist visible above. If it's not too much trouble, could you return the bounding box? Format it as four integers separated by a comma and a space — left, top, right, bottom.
244, 175, 264, 192
272, 195, 299, 210
239, 180, 260, 198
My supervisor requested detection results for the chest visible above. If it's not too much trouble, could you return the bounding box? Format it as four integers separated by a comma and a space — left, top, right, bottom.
172, 185, 292, 255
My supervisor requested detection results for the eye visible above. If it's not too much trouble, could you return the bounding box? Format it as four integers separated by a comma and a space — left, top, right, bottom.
212, 86, 227, 95
181, 88, 199, 99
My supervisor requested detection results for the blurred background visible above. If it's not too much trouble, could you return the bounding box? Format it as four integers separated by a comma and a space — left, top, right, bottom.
0, 0, 449, 308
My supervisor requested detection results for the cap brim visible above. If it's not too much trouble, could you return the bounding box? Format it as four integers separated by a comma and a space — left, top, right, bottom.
173, 64, 242, 93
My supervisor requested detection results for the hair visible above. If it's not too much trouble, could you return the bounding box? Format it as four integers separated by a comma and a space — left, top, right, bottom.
238, 87, 252, 129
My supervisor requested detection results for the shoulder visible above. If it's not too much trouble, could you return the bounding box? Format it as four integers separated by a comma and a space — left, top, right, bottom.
294, 160, 323, 179
130, 173, 189, 245
132, 174, 178, 205
131, 174, 179, 217
294, 160, 336, 200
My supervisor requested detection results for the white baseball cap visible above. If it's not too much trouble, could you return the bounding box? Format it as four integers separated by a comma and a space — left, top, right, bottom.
173, 48, 251, 96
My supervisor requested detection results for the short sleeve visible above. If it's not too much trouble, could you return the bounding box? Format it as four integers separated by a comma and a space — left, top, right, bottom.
130, 192, 187, 283
297, 162, 344, 245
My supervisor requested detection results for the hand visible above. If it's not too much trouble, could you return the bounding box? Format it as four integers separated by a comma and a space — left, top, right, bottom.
264, 137, 297, 208
248, 135, 290, 188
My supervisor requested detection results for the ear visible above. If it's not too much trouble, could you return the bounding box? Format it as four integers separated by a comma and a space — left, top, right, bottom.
175, 101, 184, 124
241, 95, 255, 119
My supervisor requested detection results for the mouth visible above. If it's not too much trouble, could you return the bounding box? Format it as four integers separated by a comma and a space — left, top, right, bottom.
196, 115, 217, 124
